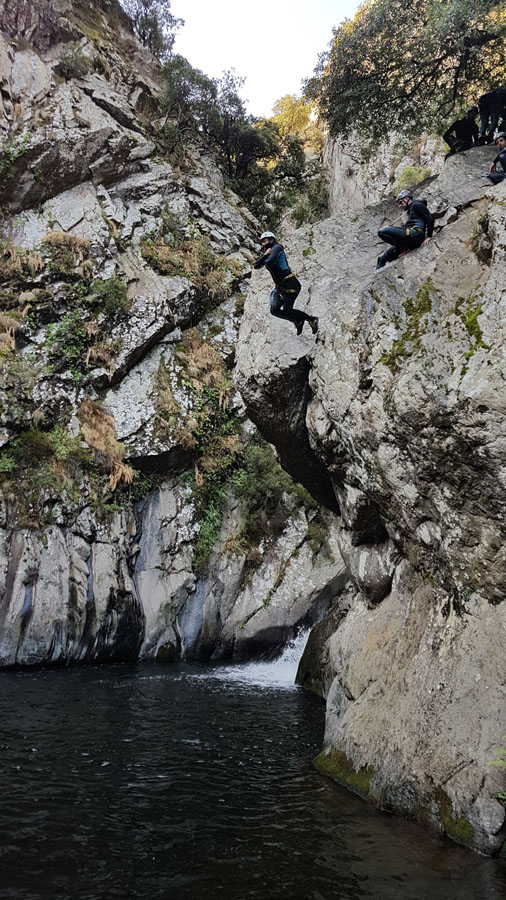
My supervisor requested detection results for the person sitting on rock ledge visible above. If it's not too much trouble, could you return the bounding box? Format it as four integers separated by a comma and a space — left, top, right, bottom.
442, 107, 479, 159
487, 132, 506, 184
376, 190, 433, 270
253, 232, 318, 336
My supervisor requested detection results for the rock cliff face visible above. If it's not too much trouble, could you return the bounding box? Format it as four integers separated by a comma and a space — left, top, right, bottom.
325, 131, 445, 214
0, 0, 343, 665
235, 150, 506, 854
2, 0, 505, 859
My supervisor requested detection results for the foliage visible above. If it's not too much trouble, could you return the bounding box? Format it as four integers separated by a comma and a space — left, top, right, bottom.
141, 223, 235, 313
43, 275, 129, 382
395, 165, 432, 194
41, 231, 92, 279
46, 309, 89, 381
0, 132, 30, 194
308, 0, 506, 143
270, 95, 324, 153
171, 331, 240, 571
231, 438, 297, 546
0, 352, 46, 424
160, 55, 220, 141
160, 58, 327, 225
0, 426, 92, 528
121, 0, 184, 61
0, 241, 44, 281
57, 43, 92, 79
101, 472, 163, 514
78, 399, 133, 490
0, 408, 143, 528
89, 275, 132, 323
290, 172, 329, 228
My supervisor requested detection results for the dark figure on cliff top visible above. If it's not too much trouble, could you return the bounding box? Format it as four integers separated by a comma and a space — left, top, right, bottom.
253, 232, 318, 336
376, 190, 433, 270
487, 133, 506, 184
478, 88, 506, 144
443, 107, 479, 158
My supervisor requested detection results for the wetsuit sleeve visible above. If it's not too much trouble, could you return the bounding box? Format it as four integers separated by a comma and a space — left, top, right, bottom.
443, 122, 457, 143
253, 243, 284, 269
264, 243, 283, 266
413, 201, 434, 238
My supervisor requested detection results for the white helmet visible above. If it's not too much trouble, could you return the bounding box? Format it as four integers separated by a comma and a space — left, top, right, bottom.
260, 231, 275, 241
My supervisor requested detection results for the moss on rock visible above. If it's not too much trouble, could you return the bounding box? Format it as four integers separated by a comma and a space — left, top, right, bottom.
380, 278, 434, 373
314, 748, 374, 798
434, 787, 475, 846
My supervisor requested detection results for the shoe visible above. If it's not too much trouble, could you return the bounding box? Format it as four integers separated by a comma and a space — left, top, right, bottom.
309, 317, 319, 335
295, 321, 304, 335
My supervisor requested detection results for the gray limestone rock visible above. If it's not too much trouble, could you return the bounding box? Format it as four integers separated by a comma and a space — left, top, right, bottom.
235, 150, 506, 852
325, 131, 445, 215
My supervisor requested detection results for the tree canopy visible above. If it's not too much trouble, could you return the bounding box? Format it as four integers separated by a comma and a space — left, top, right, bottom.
270, 95, 324, 153
159, 58, 328, 226
122, 0, 183, 61
307, 0, 506, 142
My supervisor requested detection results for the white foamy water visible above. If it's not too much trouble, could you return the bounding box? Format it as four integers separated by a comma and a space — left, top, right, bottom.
191, 629, 310, 690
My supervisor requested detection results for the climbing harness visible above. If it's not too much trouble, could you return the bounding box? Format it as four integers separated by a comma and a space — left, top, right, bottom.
276, 271, 298, 288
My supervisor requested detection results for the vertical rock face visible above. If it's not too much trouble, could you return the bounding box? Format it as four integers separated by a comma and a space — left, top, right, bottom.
324, 131, 445, 214
0, 1, 346, 666
235, 148, 506, 853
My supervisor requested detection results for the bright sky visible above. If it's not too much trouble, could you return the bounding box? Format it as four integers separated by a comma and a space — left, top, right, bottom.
170, 0, 362, 118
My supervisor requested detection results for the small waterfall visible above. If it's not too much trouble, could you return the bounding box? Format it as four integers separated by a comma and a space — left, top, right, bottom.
191, 629, 311, 690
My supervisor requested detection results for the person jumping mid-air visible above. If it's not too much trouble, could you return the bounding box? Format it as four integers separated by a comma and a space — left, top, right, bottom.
376, 190, 433, 270
253, 232, 318, 336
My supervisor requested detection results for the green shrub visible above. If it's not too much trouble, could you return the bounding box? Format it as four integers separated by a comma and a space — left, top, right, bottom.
0, 131, 30, 193
41, 231, 92, 279
307, 521, 327, 550
231, 439, 295, 544
0, 425, 92, 528
58, 44, 92, 80
160, 207, 188, 247
291, 172, 329, 227
193, 494, 225, 571
395, 165, 431, 194
46, 309, 88, 381
89, 275, 131, 323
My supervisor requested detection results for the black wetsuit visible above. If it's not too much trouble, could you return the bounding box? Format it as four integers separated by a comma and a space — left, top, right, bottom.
443, 116, 478, 155
253, 243, 315, 328
376, 200, 434, 269
478, 89, 506, 142
488, 145, 506, 184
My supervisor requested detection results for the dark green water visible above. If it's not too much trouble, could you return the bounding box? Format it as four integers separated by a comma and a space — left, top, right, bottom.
1, 658, 505, 900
